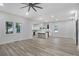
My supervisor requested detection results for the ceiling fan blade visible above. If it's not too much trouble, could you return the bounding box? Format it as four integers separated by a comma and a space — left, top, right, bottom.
20, 6, 28, 9
28, 6, 31, 12
33, 3, 41, 5
32, 7, 37, 12
20, 3, 43, 12
34, 6, 43, 9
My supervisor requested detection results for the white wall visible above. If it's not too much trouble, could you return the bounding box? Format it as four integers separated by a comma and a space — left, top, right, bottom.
49, 20, 76, 39
78, 10, 79, 46
32, 20, 76, 39
0, 12, 32, 44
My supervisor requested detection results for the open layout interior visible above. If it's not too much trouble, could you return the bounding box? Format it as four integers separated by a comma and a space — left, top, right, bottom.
0, 3, 79, 56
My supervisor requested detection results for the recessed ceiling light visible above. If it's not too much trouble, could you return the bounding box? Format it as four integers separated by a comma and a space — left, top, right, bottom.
70, 10, 76, 14
0, 3, 4, 6
51, 16, 54, 18
54, 30, 58, 33
39, 18, 43, 20
55, 18, 58, 21
26, 12, 29, 15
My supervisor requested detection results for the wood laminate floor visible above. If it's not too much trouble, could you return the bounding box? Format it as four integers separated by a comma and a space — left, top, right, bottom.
0, 37, 79, 56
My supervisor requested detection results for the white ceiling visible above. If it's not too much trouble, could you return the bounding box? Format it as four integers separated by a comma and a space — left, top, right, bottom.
0, 3, 79, 22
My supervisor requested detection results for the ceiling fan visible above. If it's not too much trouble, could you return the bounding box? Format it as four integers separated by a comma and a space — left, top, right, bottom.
20, 3, 43, 12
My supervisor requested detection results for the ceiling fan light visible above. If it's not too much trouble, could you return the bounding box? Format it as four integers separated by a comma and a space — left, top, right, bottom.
26, 12, 29, 15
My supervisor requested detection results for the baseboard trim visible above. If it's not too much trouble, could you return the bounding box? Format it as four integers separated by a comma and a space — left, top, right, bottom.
0, 38, 33, 45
